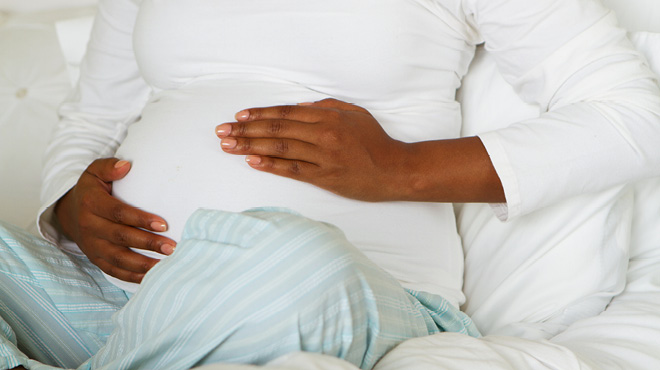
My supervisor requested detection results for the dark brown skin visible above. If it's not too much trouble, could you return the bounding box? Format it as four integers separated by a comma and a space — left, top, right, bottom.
216, 98, 505, 204
55, 98, 504, 283
55, 158, 177, 283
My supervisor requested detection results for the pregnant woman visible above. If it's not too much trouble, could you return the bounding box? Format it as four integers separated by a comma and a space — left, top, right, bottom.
2, 0, 660, 369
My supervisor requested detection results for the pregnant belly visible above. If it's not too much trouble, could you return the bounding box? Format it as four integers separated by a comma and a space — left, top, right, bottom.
113, 78, 464, 305
114, 78, 331, 240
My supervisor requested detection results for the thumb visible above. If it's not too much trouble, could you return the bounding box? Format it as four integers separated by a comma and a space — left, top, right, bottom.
86, 158, 132, 183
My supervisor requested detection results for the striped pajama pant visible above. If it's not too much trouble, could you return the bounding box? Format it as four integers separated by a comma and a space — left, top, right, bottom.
0, 208, 479, 370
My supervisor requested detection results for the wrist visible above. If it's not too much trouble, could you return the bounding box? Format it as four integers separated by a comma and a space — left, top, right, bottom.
54, 189, 76, 241
387, 137, 505, 203
393, 141, 437, 202
378, 141, 424, 202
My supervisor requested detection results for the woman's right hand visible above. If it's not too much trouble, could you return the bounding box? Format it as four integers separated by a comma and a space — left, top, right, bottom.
55, 158, 177, 283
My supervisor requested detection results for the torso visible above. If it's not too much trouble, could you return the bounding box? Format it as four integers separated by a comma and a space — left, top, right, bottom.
113, 0, 478, 306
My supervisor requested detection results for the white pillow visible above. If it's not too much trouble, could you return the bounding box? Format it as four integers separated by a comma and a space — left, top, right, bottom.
455, 31, 660, 339
0, 22, 70, 230
0, 7, 95, 232
55, 14, 96, 84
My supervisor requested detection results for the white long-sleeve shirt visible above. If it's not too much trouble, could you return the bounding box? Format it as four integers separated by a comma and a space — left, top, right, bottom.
39, 0, 660, 301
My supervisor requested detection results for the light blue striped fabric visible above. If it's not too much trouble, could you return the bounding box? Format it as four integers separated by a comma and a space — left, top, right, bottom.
0, 208, 479, 370
0, 221, 128, 370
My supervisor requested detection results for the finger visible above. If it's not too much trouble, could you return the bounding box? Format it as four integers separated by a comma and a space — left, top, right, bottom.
216, 119, 315, 141
101, 242, 160, 274
93, 216, 177, 255
87, 189, 170, 234
221, 137, 321, 162
93, 243, 159, 283
235, 104, 326, 123
84, 158, 132, 184
245, 155, 320, 182
301, 98, 369, 114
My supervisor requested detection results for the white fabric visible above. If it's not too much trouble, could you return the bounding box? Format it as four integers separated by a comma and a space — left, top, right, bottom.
602, 0, 660, 33
0, 21, 70, 231
459, 185, 633, 338
454, 38, 633, 338
0, 8, 96, 233
372, 30, 660, 370
461, 2, 660, 220
373, 179, 660, 370
55, 15, 96, 84
455, 36, 638, 340
550, 32, 660, 369
456, 29, 660, 339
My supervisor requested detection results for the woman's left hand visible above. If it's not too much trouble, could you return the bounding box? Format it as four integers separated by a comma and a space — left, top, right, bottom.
215, 98, 410, 201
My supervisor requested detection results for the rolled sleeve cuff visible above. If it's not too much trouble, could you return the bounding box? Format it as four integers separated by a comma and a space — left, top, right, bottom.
478, 131, 521, 221
37, 177, 84, 255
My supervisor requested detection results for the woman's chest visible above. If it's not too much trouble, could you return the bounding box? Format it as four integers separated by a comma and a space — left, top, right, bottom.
133, 0, 475, 101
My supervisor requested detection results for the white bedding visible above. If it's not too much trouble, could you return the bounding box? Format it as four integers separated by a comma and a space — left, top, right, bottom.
372, 31, 660, 370
0, 1, 659, 369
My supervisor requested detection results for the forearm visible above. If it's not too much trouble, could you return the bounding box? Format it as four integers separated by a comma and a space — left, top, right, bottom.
395, 136, 505, 203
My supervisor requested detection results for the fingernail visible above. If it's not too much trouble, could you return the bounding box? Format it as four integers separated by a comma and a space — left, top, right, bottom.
115, 160, 130, 168
221, 138, 237, 149
161, 243, 176, 255
245, 155, 262, 166
216, 124, 231, 137
150, 221, 167, 232
235, 110, 250, 121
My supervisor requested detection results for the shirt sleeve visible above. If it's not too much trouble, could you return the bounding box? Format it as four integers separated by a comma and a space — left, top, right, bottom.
459, 0, 660, 220
37, 0, 151, 249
